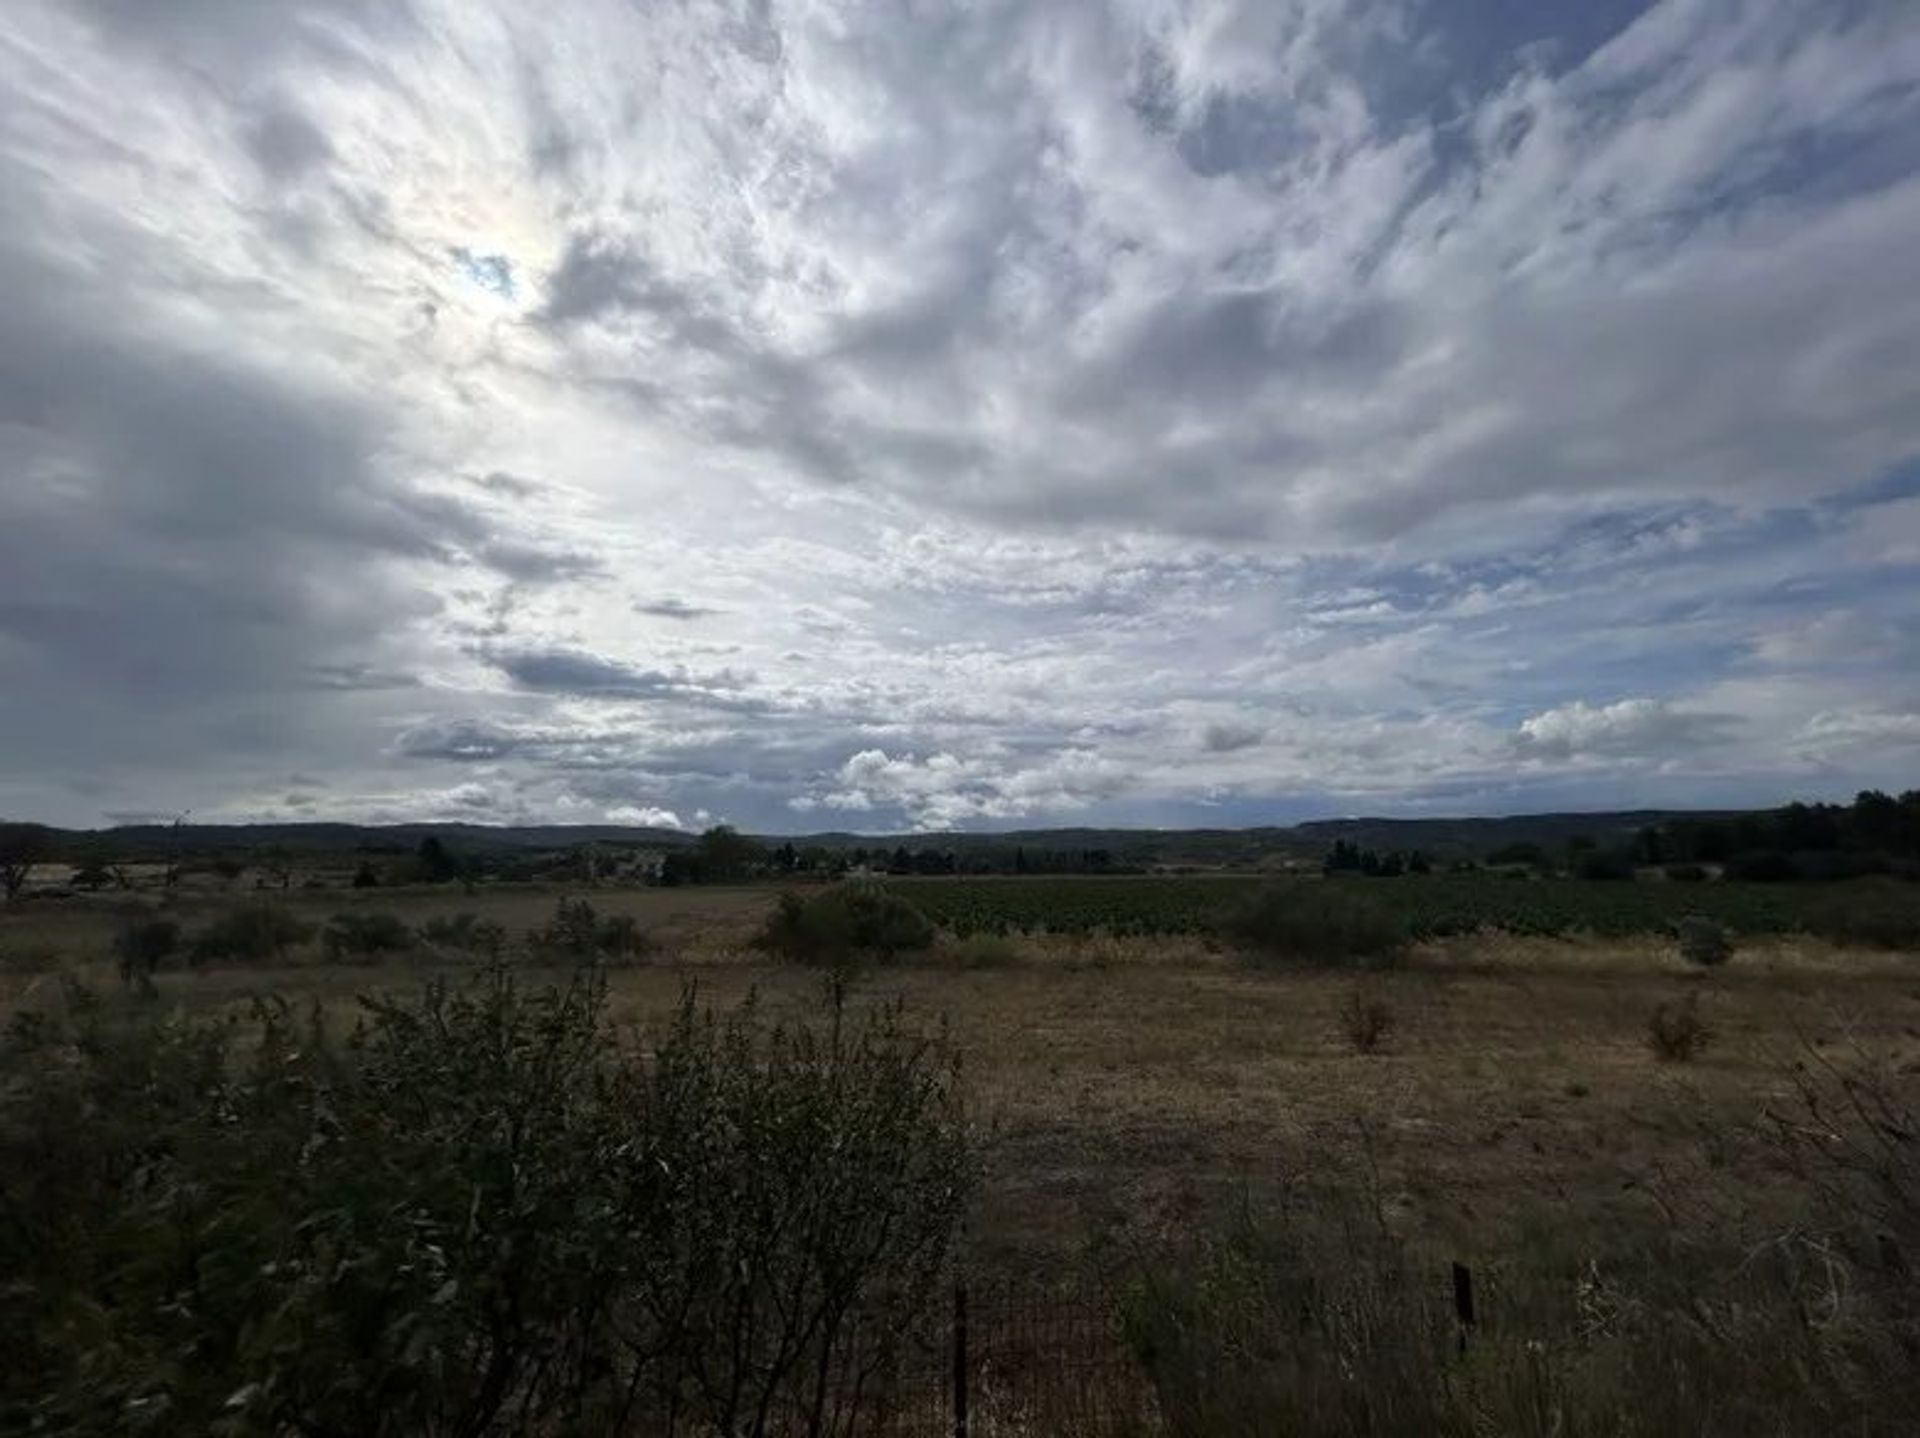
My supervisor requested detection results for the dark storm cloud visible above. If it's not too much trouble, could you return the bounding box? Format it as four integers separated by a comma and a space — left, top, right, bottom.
635, 598, 720, 621
243, 104, 334, 178
485, 647, 761, 708
479, 541, 605, 585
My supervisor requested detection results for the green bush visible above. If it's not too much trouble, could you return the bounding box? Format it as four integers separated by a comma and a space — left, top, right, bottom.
755, 884, 937, 965
532, 897, 653, 962
0, 969, 971, 1435
1220, 884, 1408, 967
187, 903, 314, 965
321, 911, 416, 962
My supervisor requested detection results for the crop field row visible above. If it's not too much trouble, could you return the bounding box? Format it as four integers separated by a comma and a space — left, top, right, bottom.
889, 874, 1920, 940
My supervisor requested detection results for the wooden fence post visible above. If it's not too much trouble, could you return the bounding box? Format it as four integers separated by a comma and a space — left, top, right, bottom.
1452, 1261, 1475, 1352
952, 1280, 969, 1438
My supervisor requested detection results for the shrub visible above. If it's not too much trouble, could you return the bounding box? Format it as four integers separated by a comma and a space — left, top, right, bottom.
111, 916, 180, 982
0, 968, 971, 1435
1675, 915, 1734, 967
187, 903, 314, 965
321, 911, 416, 962
1648, 993, 1711, 1062
1576, 850, 1637, 881
1338, 985, 1394, 1054
1664, 863, 1711, 882
1220, 884, 1407, 967
755, 884, 937, 965
1726, 851, 1804, 882
534, 897, 654, 962
419, 911, 509, 958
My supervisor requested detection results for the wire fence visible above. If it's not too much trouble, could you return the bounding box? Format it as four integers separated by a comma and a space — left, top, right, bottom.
878, 1279, 1150, 1436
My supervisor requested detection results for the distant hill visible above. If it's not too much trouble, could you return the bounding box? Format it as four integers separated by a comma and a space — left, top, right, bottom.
18, 809, 1759, 866
1289, 811, 1742, 861
45, 821, 696, 859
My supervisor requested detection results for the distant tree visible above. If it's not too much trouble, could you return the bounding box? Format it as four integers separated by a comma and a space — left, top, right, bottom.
1575, 849, 1636, 881
1407, 851, 1432, 875
416, 835, 464, 884
351, 861, 381, 889
693, 825, 765, 883
70, 844, 113, 891
0, 823, 51, 901
1486, 841, 1548, 869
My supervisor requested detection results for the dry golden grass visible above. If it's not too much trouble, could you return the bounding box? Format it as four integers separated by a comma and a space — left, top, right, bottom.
6, 887, 1918, 1287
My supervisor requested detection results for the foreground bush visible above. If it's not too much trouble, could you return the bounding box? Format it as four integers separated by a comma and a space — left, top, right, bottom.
756, 884, 937, 965
1220, 884, 1408, 966
186, 902, 313, 964
0, 970, 971, 1436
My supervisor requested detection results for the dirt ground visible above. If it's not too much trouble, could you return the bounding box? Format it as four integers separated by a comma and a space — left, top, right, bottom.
6, 884, 1918, 1285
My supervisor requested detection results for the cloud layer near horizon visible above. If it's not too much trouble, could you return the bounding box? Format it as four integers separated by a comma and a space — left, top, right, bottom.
2, 0, 1917, 832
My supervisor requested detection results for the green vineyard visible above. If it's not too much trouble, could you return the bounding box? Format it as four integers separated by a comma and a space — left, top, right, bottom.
889, 874, 1920, 942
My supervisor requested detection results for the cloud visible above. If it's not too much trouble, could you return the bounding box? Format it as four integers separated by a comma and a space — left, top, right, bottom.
1202, 722, 1266, 754
1513, 700, 1737, 762
2, 0, 1918, 829
604, 804, 683, 829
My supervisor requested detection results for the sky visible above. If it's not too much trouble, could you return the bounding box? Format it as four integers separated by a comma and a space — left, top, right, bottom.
1, 0, 1918, 834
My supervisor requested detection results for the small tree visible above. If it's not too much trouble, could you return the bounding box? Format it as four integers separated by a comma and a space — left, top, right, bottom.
0, 823, 50, 901
321, 912, 416, 962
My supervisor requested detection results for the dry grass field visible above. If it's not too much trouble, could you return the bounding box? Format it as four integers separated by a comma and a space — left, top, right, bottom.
7, 882, 1915, 1286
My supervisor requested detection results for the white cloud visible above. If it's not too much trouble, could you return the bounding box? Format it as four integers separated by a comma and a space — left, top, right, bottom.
1513, 699, 1736, 762
604, 805, 684, 829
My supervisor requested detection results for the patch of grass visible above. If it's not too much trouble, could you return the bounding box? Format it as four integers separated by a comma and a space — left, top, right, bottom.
320, 910, 416, 962
945, 932, 1025, 969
